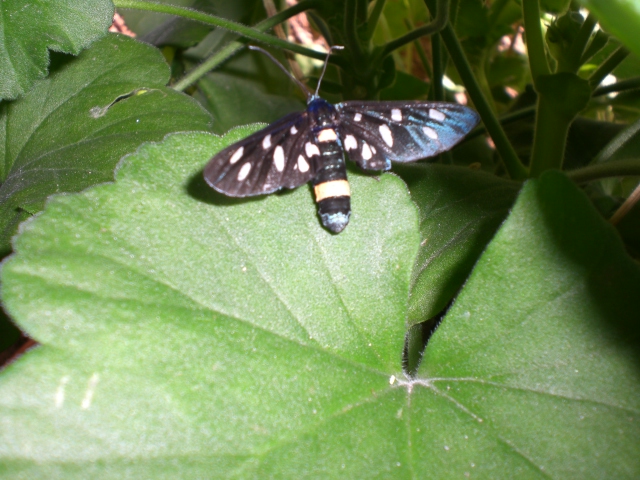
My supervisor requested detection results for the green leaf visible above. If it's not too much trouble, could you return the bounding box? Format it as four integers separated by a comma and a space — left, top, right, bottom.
380, 71, 430, 101
0, 34, 213, 255
394, 163, 520, 323
193, 50, 304, 134
418, 171, 640, 478
196, 72, 303, 134
0, 0, 113, 100
0, 130, 421, 477
578, 0, 640, 60
456, 0, 491, 38
373, 0, 429, 47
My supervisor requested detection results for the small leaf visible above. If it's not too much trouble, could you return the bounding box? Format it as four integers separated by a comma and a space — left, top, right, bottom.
394, 163, 520, 323
0, 0, 113, 100
0, 34, 213, 254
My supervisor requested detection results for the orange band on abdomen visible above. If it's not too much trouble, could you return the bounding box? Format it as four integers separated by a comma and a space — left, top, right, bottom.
314, 180, 351, 202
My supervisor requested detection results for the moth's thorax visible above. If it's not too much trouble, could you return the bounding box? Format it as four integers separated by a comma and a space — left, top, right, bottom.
307, 96, 338, 129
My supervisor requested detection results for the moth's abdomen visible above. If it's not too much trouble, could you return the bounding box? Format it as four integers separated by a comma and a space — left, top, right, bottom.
312, 128, 351, 233
315, 181, 351, 233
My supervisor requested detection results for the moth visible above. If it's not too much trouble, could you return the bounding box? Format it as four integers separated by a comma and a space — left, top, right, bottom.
204, 46, 480, 233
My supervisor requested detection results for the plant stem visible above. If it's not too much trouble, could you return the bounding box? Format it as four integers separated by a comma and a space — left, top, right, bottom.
528, 97, 569, 177
167, 0, 322, 92
609, 181, 640, 226
566, 159, 640, 184
344, 0, 363, 59
431, 19, 527, 179
431, 33, 444, 101
365, 0, 387, 41
412, 36, 433, 95
589, 46, 629, 88
562, 13, 597, 73
113, 0, 324, 60
522, 0, 550, 83
594, 77, 640, 96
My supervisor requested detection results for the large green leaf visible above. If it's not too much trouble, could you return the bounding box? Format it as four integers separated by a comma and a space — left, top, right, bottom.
394, 163, 521, 323
2, 133, 639, 477
417, 171, 640, 477
0, 33, 213, 255
0, 129, 420, 477
0, 0, 113, 100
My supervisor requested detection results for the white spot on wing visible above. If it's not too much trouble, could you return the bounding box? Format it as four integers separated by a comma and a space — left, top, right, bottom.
274, 145, 285, 172
237, 162, 252, 180
317, 128, 337, 142
423, 126, 438, 139
305, 142, 320, 157
229, 147, 243, 164
290, 125, 298, 135
362, 142, 373, 160
429, 108, 446, 122
379, 124, 393, 147
391, 109, 402, 121
262, 134, 272, 149
298, 155, 310, 172
344, 134, 357, 151
371, 145, 376, 154
354, 113, 362, 122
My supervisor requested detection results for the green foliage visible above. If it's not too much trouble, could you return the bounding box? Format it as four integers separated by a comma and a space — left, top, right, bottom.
0, 0, 114, 100
1, 0, 640, 477
578, 0, 640, 60
0, 35, 213, 255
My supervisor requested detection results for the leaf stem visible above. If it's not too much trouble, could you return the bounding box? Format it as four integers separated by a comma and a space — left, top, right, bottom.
528, 96, 569, 176
113, 0, 324, 60
522, 0, 550, 83
589, 45, 629, 89
431, 33, 444, 101
344, 0, 363, 59
566, 159, 640, 184
429, 16, 527, 179
365, 0, 387, 42
594, 76, 640, 96
562, 12, 597, 73
609, 181, 640, 226
167, 0, 322, 92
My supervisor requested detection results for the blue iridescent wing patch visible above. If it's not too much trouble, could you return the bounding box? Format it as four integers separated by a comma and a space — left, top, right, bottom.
335, 101, 480, 170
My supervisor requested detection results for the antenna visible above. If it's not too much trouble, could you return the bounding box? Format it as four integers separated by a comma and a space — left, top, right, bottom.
315, 45, 344, 97
248, 45, 344, 101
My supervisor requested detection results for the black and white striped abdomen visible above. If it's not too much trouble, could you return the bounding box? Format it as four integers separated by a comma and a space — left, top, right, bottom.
310, 126, 351, 233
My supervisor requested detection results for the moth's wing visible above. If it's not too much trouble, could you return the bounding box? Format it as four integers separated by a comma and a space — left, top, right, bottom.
335, 101, 480, 170
204, 111, 318, 197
